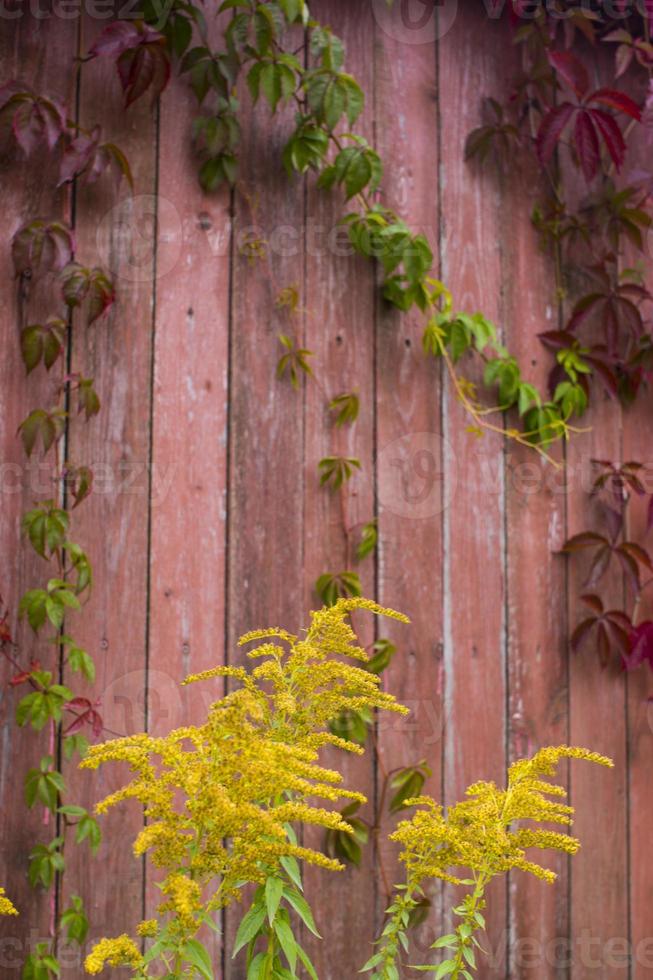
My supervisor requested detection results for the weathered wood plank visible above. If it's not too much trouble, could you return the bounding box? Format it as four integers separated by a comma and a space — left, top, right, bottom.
437, 8, 508, 977
373, 7, 445, 964
144, 29, 232, 968
499, 40, 570, 980
563, 51, 628, 980
60, 14, 159, 956
223, 16, 307, 977
566, 416, 628, 980
300, 1, 377, 975
0, 21, 77, 966
620, 105, 653, 980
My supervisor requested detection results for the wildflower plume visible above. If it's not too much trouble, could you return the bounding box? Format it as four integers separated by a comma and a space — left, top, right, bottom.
81, 598, 409, 976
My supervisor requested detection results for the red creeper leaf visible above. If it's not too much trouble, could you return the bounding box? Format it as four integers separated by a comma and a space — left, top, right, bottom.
590, 87, 641, 121
536, 102, 575, 165
574, 109, 600, 181
548, 49, 590, 98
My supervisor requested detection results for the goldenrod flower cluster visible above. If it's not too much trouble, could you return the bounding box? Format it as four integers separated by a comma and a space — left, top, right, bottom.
81, 598, 409, 975
84, 935, 143, 974
392, 745, 613, 887
0, 887, 18, 916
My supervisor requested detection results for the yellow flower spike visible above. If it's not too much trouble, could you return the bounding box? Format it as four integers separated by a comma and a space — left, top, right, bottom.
372, 746, 614, 977
79, 597, 410, 971
392, 744, 613, 889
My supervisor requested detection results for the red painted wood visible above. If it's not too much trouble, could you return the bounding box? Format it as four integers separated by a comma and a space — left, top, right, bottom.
373, 8, 446, 963
567, 418, 628, 980
619, 105, 653, 980
0, 21, 77, 967
144, 23, 232, 968
61, 14, 159, 956
300, 2, 377, 975
437, 9, 508, 977
2, 11, 652, 980
222, 16, 307, 978
564, 51, 628, 980
623, 406, 653, 980
500, 49, 570, 980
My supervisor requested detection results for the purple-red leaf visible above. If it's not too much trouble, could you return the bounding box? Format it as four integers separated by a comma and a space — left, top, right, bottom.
561, 531, 608, 552
548, 49, 590, 98
61, 263, 115, 324
89, 22, 170, 107
0, 88, 66, 156
590, 87, 642, 121
88, 21, 162, 58
536, 102, 576, 165
64, 697, 103, 737
614, 546, 640, 590
647, 495, 653, 534
574, 109, 600, 180
619, 540, 653, 573
580, 593, 604, 614
624, 621, 653, 671
59, 129, 133, 190
12, 219, 75, 276
538, 329, 577, 351
571, 617, 598, 651
589, 108, 626, 171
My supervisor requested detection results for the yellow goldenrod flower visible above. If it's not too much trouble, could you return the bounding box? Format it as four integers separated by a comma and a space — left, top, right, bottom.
136, 919, 158, 937
392, 745, 613, 887
0, 888, 18, 916
80, 598, 409, 974
366, 746, 614, 978
84, 935, 143, 974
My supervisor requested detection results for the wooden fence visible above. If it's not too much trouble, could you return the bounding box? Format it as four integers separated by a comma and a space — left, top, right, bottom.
1, 3, 652, 978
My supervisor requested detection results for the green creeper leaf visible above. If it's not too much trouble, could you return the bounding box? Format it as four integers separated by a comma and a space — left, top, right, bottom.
75, 813, 102, 853
25, 759, 66, 811
329, 391, 359, 427
67, 644, 96, 682
28, 840, 65, 890
318, 455, 361, 491
62, 733, 89, 761
276, 334, 314, 388
60, 895, 89, 945
304, 70, 364, 130
315, 570, 361, 606
22, 501, 69, 558
356, 519, 377, 560
365, 637, 396, 674
20, 318, 67, 374
282, 122, 329, 175
329, 706, 370, 744
17, 408, 66, 457
389, 761, 431, 813
318, 142, 383, 200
